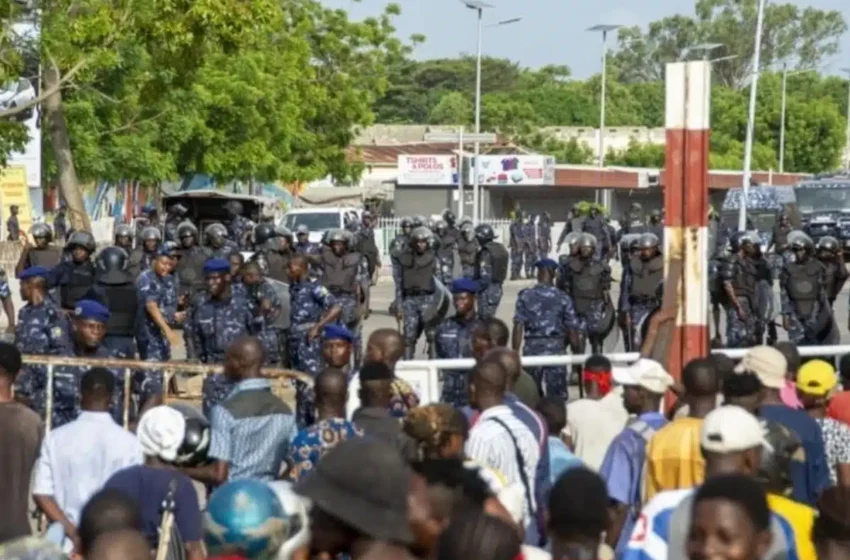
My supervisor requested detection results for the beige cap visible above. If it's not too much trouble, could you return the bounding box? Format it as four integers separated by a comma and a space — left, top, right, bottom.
612, 359, 674, 394
734, 345, 787, 389
701, 405, 769, 454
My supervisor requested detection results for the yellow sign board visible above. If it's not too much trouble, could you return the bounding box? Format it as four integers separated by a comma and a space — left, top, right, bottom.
0, 166, 33, 240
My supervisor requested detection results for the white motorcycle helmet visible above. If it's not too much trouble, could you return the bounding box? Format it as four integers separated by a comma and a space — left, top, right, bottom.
267, 481, 311, 560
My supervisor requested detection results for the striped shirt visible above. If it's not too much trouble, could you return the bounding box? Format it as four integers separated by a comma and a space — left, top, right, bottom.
465, 405, 540, 528
208, 378, 296, 481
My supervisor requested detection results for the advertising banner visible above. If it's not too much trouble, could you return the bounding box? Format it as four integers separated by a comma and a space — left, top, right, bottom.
467, 154, 556, 186
397, 155, 458, 186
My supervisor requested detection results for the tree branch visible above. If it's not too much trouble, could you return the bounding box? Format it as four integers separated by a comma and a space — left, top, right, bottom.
97, 109, 168, 137
0, 57, 86, 119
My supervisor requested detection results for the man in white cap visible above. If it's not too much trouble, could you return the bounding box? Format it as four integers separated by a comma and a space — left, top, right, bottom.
598, 359, 673, 555
103, 406, 204, 560
622, 405, 805, 560
737, 345, 829, 505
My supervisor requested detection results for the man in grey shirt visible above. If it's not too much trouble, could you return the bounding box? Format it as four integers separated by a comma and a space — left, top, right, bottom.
352, 362, 417, 461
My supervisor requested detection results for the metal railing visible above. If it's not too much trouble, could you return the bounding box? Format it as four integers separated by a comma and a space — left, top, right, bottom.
23, 355, 313, 433
374, 217, 513, 258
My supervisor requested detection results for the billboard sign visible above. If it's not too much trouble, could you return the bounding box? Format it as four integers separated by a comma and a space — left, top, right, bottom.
468, 155, 556, 186
397, 155, 458, 186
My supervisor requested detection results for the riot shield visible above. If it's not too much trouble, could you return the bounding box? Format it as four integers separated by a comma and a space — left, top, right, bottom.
422, 276, 451, 328
265, 278, 291, 330
755, 279, 776, 325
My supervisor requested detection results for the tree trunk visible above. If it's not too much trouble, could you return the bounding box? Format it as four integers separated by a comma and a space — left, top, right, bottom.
43, 62, 90, 232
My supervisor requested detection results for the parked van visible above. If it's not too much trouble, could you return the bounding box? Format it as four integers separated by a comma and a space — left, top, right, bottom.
281, 207, 361, 243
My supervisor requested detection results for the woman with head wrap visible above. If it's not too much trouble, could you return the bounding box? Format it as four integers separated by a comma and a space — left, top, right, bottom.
102, 406, 205, 560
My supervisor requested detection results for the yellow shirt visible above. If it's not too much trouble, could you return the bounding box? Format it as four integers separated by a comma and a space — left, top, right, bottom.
643, 417, 704, 501
767, 493, 816, 560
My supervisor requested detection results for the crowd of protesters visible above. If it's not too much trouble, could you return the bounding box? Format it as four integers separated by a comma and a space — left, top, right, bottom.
5, 322, 850, 560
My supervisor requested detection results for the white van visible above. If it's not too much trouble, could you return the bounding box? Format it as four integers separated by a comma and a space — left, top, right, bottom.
281, 207, 361, 243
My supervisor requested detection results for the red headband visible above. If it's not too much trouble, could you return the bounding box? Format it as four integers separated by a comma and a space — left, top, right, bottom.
582, 369, 613, 396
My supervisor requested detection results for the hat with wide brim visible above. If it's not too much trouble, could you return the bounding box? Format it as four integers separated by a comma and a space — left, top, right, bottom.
294, 439, 414, 544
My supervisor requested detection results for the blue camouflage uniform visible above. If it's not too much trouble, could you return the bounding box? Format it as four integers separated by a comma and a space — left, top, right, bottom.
514, 260, 580, 399
537, 219, 552, 261
619, 255, 663, 349
190, 260, 257, 416
246, 279, 284, 364
14, 267, 74, 422
435, 278, 480, 407
721, 255, 759, 348
208, 240, 239, 260
227, 215, 254, 250
509, 219, 525, 279
475, 248, 504, 320
294, 325, 353, 427
521, 219, 537, 278
135, 266, 179, 397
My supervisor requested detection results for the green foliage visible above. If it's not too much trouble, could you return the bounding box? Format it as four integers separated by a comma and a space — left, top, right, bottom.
520, 132, 594, 165
606, 140, 666, 168
428, 92, 472, 125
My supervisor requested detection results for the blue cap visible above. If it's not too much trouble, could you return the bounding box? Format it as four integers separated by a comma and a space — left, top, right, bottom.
535, 258, 559, 270
141, 203, 156, 214
203, 258, 231, 274
74, 299, 110, 323
323, 324, 353, 343
17, 266, 50, 280
450, 278, 479, 294
155, 245, 175, 258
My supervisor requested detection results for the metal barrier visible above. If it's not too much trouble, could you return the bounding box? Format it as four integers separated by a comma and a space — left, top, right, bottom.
375, 217, 512, 260
23, 355, 313, 433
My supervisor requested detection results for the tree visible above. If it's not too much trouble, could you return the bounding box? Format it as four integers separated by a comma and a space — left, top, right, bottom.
606, 140, 665, 168
428, 92, 472, 125
611, 0, 847, 88
520, 132, 594, 165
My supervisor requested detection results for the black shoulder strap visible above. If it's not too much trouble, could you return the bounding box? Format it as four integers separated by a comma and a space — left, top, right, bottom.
488, 417, 535, 519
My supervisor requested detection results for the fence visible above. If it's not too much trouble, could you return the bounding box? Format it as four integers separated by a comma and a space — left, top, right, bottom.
374, 217, 513, 260
24, 355, 313, 433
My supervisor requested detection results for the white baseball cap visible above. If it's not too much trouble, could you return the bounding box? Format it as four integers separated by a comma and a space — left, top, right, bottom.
612, 359, 674, 394
734, 345, 787, 389
700, 405, 769, 454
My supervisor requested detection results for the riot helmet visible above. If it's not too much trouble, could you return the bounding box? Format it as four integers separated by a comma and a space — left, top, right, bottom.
114, 224, 133, 241
434, 220, 448, 235
411, 215, 426, 228
204, 223, 228, 247
442, 209, 456, 226
637, 232, 660, 259
254, 223, 277, 246
168, 203, 188, 217
729, 231, 756, 253
30, 223, 53, 242
167, 403, 210, 466
577, 233, 596, 258
295, 224, 309, 237
400, 217, 413, 235
67, 230, 96, 253
461, 224, 475, 243
564, 232, 581, 255
225, 200, 244, 217
789, 232, 814, 254
141, 226, 162, 242
177, 222, 198, 248
817, 235, 839, 257
474, 224, 495, 243
96, 246, 129, 274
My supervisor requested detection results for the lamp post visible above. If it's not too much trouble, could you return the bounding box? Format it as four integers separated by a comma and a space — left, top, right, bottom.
740, 0, 767, 231
460, 1, 520, 223
588, 23, 621, 209
842, 68, 850, 170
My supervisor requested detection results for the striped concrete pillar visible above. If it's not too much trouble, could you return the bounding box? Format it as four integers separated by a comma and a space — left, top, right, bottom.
663, 61, 711, 380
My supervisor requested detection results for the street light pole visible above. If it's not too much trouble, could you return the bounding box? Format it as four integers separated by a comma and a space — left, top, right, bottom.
473, 6, 483, 224
842, 68, 850, 170
740, 0, 767, 231
588, 24, 621, 209
780, 63, 788, 173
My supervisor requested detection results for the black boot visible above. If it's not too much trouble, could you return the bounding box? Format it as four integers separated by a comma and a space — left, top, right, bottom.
404, 343, 416, 360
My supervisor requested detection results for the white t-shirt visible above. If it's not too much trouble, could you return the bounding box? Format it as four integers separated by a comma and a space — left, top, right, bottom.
566, 389, 629, 471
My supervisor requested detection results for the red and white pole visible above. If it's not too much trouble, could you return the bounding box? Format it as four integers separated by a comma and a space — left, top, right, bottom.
664, 61, 711, 380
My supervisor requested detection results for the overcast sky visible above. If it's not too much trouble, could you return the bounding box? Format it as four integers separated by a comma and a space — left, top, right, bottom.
319, 0, 850, 78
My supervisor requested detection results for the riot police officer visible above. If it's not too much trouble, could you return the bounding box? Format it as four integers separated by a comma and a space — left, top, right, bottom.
537, 212, 552, 261
583, 207, 609, 259
321, 229, 364, 367
17, 223, 62, 276
134, 203, 158, 245
253, 223, 289, 282
114, 224, 134, 252
174, 222, 208, 301
556, 204, 585, 252
129, 226, 161, 278
780, 234, 835, 346
473, 223, 509, 320
241, 260, 285, 364
47, 230, 97, 312
53, 206, 67, 242
225, 200, 254, 250
512, 258, 580, 400
720, 232, 760, 348
193, 259, 257, 414
770, 211, 793, 262
396, 226, 440, 359
561, 233, 613, 355
434, 219, 456, 285
164, 203, 188, 243
456, 219, 478, 279
204, 222, 238, 259
359, 210, 381, 282
816, 236, 848, 308
91, 247, 138, 359
621, 233, 663, 350
443, 208, 460, 243
647, 209, 664, 243
14, 266, 74, 419
294, 224, 316, 255
521, 214, 537, 278
621, 202, 646, 235
509, 212, 526, 280
435, 278, 480, 407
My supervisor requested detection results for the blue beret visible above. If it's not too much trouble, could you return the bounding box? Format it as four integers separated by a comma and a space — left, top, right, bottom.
450, 278, 479, 294
17, 266, 50, 280
74, 299, 110, 323
203, 258, 231, 274
535, 258, 559, 270
323, 324, 353, 343
155, 245, 175, 258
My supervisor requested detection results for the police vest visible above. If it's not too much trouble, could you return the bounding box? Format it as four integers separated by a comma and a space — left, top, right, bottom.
730, 256, 757, 298
60, 262, 95, 310
399, 251, 436, 294
175, 247, 208, 293
475, 242, 509, 283
263, 250, 289, 283
457, 239, 478, 265
822, 261, 842, 300
773, 226, 790, 251
629, 255, 664, 301
437, 232, 456, 258
100, 282, 138, 336
321, 248, 360, 294
568, 258, 606, 302
27, 247, 61, 268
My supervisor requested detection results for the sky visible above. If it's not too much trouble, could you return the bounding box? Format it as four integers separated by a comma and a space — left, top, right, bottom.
319, 0, 850, 78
